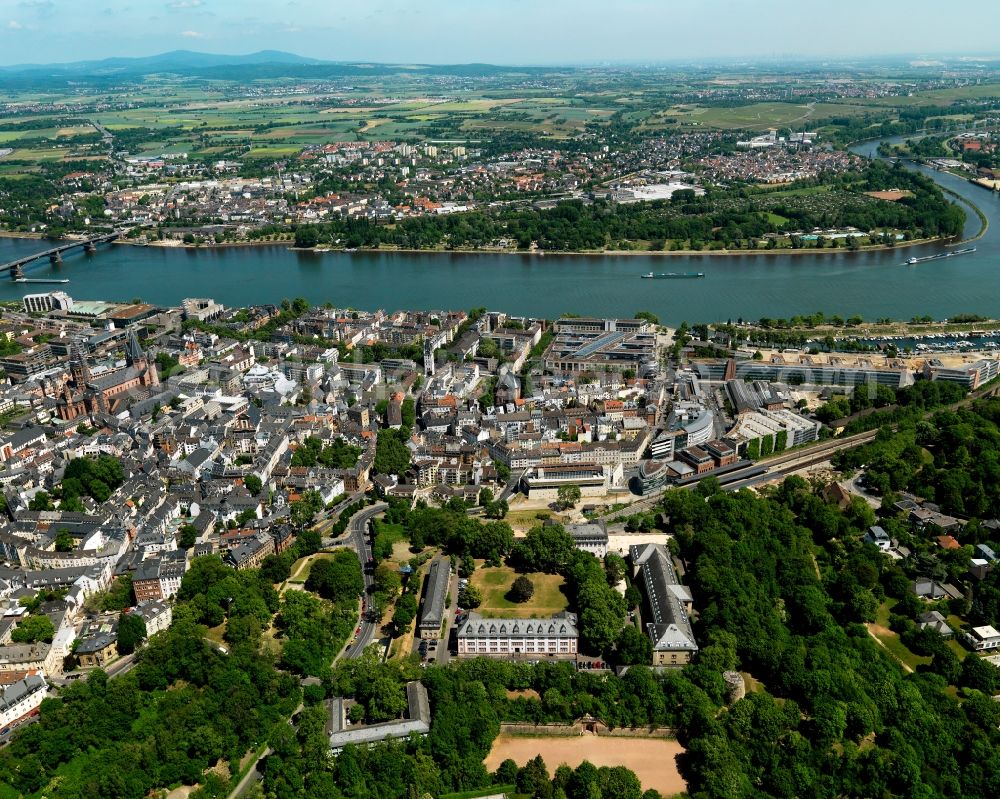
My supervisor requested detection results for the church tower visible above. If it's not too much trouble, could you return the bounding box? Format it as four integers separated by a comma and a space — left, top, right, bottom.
126, 330, 159, 387
69, 342, 90, 387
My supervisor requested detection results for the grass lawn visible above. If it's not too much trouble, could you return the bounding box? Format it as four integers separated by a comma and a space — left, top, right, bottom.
284, 551, 338, 585
203, 623, 226, 646
471, 564, 569, 618
869, 600, 932, 671
504, 508, 573, 534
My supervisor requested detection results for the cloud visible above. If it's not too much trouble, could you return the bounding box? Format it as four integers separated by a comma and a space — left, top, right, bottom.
19, 0, 54, 10
168, 0, 204, 9
7, 20, 24, 29
181, 29, 204, 38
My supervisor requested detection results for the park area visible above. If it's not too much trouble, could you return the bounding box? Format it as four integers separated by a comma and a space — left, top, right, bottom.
471, 565, 569, 618
484, 734, 687, 798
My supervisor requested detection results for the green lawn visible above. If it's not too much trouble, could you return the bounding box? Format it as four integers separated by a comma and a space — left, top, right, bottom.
285, 551, 338, 584
869, 600, 932, 671
471, 565, 570, 618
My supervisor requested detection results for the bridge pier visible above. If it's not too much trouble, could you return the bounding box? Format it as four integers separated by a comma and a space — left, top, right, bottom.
11, 265, 23, 280
83, 242, 97, 254
49, 252, 62, 265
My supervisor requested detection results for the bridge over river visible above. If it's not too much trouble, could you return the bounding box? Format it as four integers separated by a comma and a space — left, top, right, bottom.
2, 231, 126, 280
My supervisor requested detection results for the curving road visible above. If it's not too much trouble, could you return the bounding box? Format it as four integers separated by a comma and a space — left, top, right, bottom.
344, 503, 388, 659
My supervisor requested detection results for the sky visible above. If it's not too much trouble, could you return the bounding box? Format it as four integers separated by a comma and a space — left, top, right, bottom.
1, 0, 999, 66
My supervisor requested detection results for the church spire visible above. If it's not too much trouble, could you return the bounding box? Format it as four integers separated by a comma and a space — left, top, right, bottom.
125, 330, 145, 366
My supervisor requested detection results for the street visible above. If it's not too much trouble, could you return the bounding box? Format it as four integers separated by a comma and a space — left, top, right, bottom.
343, 503, 388, 659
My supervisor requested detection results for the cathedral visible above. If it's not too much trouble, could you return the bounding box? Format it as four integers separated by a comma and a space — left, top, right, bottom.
56, 331, 160, 421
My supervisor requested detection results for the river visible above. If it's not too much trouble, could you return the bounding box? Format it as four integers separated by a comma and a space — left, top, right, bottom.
0, 136, 997, 324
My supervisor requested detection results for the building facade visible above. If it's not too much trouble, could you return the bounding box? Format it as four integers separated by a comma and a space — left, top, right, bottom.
456, 611, 578, 658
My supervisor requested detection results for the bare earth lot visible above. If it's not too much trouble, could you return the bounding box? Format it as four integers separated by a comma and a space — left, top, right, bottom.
485, 734, 687, 798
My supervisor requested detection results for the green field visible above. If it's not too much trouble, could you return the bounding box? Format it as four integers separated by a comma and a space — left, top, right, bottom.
471, 565, 570, 617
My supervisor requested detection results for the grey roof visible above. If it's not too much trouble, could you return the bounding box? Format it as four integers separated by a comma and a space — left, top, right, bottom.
567, 521, 609, 544
867, 526, 890, 542
456, 611, 578, 640
917, 610, 953, 636
75, 631, 116, 654
329, 681, 431, 751
0, 674, 46, 713
911, 579, 963, 601
630, 543, 698, 653
419, 558, 451, 631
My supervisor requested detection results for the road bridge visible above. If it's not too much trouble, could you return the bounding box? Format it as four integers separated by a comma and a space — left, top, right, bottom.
2, 231, 125, 279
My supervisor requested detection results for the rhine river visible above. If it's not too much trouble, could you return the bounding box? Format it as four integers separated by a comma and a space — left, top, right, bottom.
1, 137, 998, 323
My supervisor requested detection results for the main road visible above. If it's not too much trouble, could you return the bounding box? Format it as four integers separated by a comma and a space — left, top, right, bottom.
344, 503, 388, 659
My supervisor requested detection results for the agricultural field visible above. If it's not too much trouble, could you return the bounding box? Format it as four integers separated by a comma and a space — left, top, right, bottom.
644, 101, 876, 132
3, 64, 1000, 172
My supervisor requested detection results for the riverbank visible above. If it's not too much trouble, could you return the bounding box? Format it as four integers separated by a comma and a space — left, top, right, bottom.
944, 184, 991, 244
0, 229, 944, 258
0, 231, 45, 240
218, 236, 947, 258
116, 238, 293, 250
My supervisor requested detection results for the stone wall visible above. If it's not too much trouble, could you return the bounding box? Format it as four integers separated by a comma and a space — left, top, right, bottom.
498, 722, 677, 739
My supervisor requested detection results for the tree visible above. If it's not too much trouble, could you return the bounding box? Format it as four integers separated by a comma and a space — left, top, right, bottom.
29, 491, 54, 511
605, 553, 627, 585
101, 574, 134, 611
374, 563, 402, 599
306, 551, 364, 605
260, 553, 293, 584
511, 525, 576, 574
244, 474, 263, 495
291, 490, 325, 528
616, 625, 652, 665
517, 755, 551, 799
178, 524, 198, 550
11, 615, 55, 644
374, 429, 412, 476
459, 583, 482, 609
557, 485, 582, 510
294, 225, 320, 248
117, 612, 147, 654
509, 575, 535, 603
297, 528, 322, 556
392, 593, 418, 632
54, 528, 74, 552
479, 487, 495, 507
458, 554, 475, 578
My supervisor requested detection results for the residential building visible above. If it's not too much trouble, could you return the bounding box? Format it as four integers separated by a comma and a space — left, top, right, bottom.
964, 625, 1000, 651
0, 674, 47, 729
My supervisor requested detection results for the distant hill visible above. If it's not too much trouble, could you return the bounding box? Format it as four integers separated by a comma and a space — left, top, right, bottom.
0, 49, 328, 75
0, 50, 557, 87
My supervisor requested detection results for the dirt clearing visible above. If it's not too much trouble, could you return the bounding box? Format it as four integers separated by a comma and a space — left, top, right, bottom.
485, 734, 687, 797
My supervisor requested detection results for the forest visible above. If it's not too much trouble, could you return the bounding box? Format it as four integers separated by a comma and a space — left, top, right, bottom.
834, 395, 1000, 518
